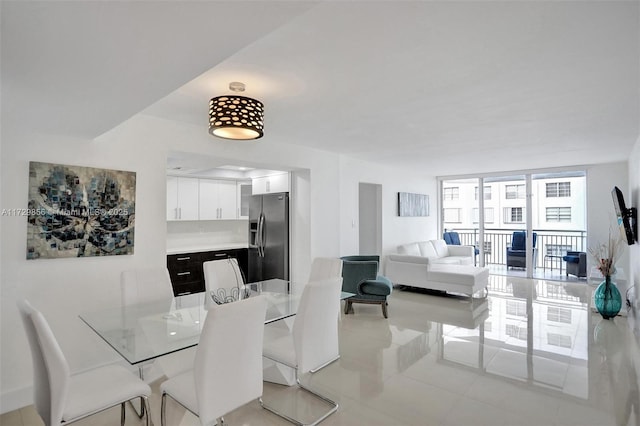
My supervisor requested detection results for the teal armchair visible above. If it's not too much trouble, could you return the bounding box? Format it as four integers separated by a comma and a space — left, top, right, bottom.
341, 255, 393, 318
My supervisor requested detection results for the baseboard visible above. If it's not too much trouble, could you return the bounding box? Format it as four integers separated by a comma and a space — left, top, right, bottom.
0, 386, 32, 414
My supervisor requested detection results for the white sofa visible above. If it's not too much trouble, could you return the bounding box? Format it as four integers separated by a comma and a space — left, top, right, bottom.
395, 240, 475, 265
385, 240, 488, 296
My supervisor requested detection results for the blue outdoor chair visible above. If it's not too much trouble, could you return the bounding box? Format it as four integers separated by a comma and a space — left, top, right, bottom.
562, 251, 587, 278
506, 231, 537, 269
444, 231, 480, 265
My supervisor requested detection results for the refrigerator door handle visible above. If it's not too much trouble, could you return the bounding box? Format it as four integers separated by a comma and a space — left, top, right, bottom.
257, 213, 262, 257
258, 212, 266, 257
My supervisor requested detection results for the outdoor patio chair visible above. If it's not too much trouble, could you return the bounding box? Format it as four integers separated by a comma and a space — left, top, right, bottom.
563, 251, 587, 278
506, 231, 538, 269
444, 231, 480, 265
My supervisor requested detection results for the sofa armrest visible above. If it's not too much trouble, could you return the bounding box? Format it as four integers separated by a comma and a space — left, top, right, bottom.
386, 254, 430, 265
446, 245, 474, 257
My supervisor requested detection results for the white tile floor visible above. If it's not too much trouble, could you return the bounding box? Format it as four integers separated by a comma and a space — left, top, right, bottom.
3, 274, 639, 426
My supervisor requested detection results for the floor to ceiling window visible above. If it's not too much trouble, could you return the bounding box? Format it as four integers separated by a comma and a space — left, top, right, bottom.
440, 171, 586, 281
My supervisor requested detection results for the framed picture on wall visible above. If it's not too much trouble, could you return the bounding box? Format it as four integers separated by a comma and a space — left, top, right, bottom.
398, 192, 429, 217
26, 161, 136, 259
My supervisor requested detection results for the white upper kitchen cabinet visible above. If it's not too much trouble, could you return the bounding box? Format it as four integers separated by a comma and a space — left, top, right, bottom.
252, 172, 290, 195
167, 176, 199, 220
237, 182, 252, 219
199, 179, 237, 220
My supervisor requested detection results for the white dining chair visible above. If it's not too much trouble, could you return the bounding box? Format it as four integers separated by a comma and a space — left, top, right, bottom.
160, 295, 268, 426
308, 256, 344, 336
308, 257, 343, 282
121, 267, 195, 380
17, 299, 152, 426
121, 267, 175, 306
261, 278, 342, 425
202, 258, 245, 309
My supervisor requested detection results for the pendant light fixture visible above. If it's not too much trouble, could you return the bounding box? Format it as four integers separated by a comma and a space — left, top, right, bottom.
209, 82, 264, 140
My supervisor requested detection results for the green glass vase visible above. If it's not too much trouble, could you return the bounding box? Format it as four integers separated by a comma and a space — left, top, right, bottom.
593, 276, 622, 320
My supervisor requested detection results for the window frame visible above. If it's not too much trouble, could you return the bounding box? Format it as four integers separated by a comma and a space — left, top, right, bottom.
443, 187, 459, 201
505, 184, 525, 199
546, 182, 571, 198
546, 206, 571, 222
443, 208, 462, 223
504, 207, 524, 223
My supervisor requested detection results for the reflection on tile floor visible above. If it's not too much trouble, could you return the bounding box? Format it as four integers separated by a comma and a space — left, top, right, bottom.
2, 275, 639, 426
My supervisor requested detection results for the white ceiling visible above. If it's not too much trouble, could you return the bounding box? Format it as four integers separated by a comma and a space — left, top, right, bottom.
2, 1, 639, 177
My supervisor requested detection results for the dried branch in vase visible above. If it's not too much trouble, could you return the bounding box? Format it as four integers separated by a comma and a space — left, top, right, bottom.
588, 227, 625, 277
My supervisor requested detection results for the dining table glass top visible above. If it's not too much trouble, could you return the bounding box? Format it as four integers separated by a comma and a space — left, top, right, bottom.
80, 279, 352, 365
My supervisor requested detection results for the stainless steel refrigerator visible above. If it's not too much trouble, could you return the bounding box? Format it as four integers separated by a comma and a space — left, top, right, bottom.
248, 192, 289, 282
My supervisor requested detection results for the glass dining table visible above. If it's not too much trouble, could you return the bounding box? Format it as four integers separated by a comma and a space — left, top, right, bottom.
80, 278, 353, 366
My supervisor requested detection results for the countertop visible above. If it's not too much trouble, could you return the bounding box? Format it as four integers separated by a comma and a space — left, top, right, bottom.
167, 242, 248, 255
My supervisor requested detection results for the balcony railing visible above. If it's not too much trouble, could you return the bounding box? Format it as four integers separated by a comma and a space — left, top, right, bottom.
450, 228, 587, 269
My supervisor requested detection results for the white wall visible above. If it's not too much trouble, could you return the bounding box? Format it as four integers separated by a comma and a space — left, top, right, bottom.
585, 162, 630, 291
627, 136, 640, 401
627, 137, 640, 329
338, 156, 438, 257
0, 127, 170, 411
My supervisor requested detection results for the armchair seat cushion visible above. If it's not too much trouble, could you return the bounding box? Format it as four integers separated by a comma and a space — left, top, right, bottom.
562, 255, 580, 263
435, 256, 471, 265
360, 276, 393, 296
507, 250, 527, 258
341, 255, 392, 318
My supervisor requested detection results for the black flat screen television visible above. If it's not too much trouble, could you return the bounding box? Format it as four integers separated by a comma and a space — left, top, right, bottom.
611, 186, 637, 245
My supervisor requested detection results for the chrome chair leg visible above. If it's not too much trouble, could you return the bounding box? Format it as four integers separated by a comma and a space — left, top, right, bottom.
143, 396, 151, 426
161, 392, 167, 426
260, 372, 338, 425
309, 356, 339, 374
130, 365, 146, 419
162, 390, 200, 426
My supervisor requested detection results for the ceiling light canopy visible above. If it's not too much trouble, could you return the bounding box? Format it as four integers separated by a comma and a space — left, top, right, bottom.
209, 82, 264, 140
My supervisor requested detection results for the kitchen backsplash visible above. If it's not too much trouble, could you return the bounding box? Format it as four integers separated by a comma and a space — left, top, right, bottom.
167, 220, 248, 249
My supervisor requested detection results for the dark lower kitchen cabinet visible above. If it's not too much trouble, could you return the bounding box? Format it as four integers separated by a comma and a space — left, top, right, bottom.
167, 248, 248, 296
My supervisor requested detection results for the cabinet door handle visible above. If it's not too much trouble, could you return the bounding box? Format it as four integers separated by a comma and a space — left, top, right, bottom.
214, 253, 226, 257
176, 257, 191, 261
178, 207, 182, 219
177, 272, 191, 276
177, 291, 190, 296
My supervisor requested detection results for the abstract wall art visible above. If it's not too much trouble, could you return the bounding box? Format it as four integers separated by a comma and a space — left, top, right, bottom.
26, 161, 136, 259
398, 192, 429, 217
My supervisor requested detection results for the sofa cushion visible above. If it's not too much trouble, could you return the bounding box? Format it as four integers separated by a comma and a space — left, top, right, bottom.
398, 243, 421, 256
418, 241, 437, 258
431, 239, 450, 258
431, 257, 462, 265
386, 254, 430, 264
428, 265, 489, 286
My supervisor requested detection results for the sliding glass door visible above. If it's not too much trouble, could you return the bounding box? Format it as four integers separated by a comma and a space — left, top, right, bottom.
441, 171, 585, 280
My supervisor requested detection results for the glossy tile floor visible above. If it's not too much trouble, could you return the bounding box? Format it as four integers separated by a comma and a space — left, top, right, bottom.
3, 275, 639, 426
